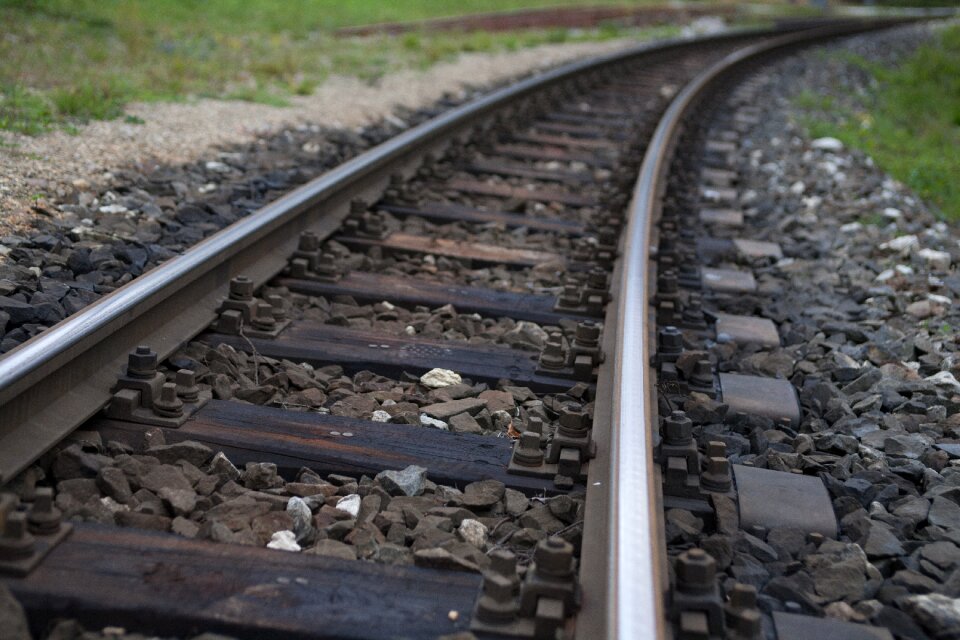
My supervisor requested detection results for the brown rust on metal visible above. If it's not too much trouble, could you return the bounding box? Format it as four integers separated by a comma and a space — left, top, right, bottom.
465, 158, 592, 184
718, 372, 800, 427
337, 232, 565, 267
274, 272, 592, 325
445, 177, 597, 207
2, 522, 480, 639
204, 322, 588, 392
377, 202, 587, 234
489, 144, 615, 168
93, 400, 565, 494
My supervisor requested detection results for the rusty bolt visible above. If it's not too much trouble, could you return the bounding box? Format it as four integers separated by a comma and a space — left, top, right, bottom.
229, 276, 254, 301
690, 359, 714, 387
175, 369, 200, 403
298, 231, 319, 252
658, 270, 679, 296
574, 321, 600, 347
267, 294, 287, 321
475, 572, 519, 623
316, 252, 339, 278
512, 431, 544, 467
0, 511, 35, 561
730, 609, 761, 638
534, 536, 574, 579
363, 213, 384, 235
526, 416, 544, 436
587, 267, 608, 290
706, 441, 727, 458
728, 583, 757, 610
350, 198, 367, 215
127, 346, 158, 379
27, 487, 61, 535
558, 403, 587, 437
702, 457, 732, 492
663, 410, 693, 445
658, 326, 684, 360
676, 548, 716, 592
153, 382, 184, 418
539, 337, 567, 371
490, 549, 519, 583
558, 282, 582, 308
252, 302, 276, 331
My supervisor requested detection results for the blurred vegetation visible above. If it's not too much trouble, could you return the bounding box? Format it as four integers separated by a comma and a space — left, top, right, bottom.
797, 23, 960, 220
0, 0, 692, 135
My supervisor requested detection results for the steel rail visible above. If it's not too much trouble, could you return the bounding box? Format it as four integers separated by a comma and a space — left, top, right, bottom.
0, 28, 785, 484
604, 18, 913, 640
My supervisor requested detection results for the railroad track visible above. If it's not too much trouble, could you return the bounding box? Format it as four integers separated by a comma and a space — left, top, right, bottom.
0, 18, 928, 640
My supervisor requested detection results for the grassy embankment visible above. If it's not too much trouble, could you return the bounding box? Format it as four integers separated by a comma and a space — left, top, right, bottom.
796, 23, 960, 220
0, 0, 693, 136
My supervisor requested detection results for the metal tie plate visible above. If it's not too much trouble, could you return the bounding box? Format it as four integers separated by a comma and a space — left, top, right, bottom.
734, 465, 838, 540
701, 267, 756, 293
714, 314, 780, 348
773, 612, 893, 640
699, 208, 743, 227
718, 373, 800, 427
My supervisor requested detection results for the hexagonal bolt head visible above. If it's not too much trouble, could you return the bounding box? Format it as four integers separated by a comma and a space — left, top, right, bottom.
27, 487, 61, 534
558, 403, 585, 431
587, 268, 608, 290
690, 359, 714, 385
658, 326, 684, 355
127, 346, 158, 378
663, 410, 693, 445
526, 416, 544, 436
298, 231, 319, 252
489, 549, 519, 581
253, 302, 276, 330
316, 252, 339, 276
574, 322, 600, 346
175, 369, 200, 402
350, 198, 368, 214
657, 271, 679, 295
153, 382, 184, 418
229, 276, 254, 301
558, 282, 582, 307
706, 441, 727, 458
267, 295, 287, 321
0, 511, 35, 560
728, 583, 757, 610
539, 340, 567, 370
512, 431, 544, 467
533, 536, 574, 579
677, 548, 716, 591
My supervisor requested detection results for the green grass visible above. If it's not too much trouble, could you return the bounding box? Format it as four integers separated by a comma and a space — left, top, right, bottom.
795, 24, 960, 220
0, 0, 699, 135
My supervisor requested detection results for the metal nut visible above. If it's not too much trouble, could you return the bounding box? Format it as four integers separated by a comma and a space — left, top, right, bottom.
663, 410, 693, 445
127, 346, 158, 378
229, 275, 254, 301
533, 536, 574, 579
676, 548, 715, 591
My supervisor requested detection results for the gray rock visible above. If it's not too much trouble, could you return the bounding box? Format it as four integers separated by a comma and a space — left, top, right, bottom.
307, 539, 357, 560
376, 465, 427, 497
929, 496, 960, 530
0, 584, 31, 640
735, 531, 779, 562
902, 594, 960, 637
448, 412, 483, 434
462, 479, 505, 509
145, 441, 213, 467
241, 462, 284, 491
862, 521, 905, 558
139, 464, 193, 494
287, 496, 313, 541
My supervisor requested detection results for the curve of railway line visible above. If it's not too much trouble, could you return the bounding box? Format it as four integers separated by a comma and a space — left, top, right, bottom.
0, 16, 944, 640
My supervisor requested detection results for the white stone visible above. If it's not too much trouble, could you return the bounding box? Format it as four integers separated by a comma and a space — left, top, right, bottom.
840, 222, 863, 233
335, 494, 361, 518
802, 195, 822, 210
419, 414, 449, 430
458, 519, 489, 549
895, 264, 914, 276
205, 160, 231, 172
267, 530, 301, 552
286, 497, 313, 540
789, 181, 806, 195
925, 371, 960, 391
379, 300, 396, 310
420, 368, 462, 388
929, 293, 952, 306
875, 269, 896, 283
880, 234, 919, 253
883, 207, 902, 219
811, 137, 844, 151
98, 204, 128, 214
371, 410, 391, 423
818, 161, 838, 176
919, 248, 951, 271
